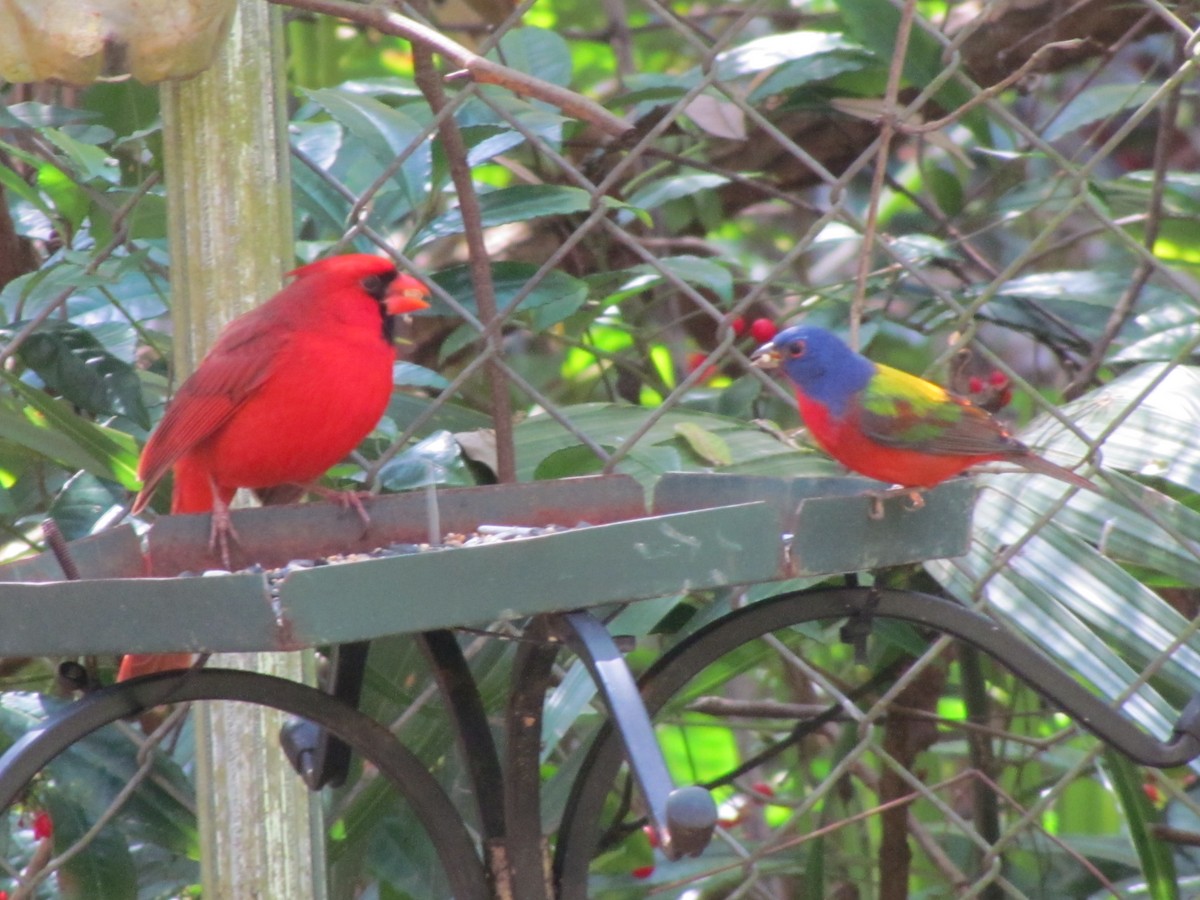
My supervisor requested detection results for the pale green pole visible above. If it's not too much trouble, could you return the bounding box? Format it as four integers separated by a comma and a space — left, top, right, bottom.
159, 0, 327, 895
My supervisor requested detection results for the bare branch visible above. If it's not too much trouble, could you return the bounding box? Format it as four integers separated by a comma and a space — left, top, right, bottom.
267, 0, 632, 138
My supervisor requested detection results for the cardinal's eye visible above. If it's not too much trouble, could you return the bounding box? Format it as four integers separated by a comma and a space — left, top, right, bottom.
787, 340, 806, 358
361, 273, 396, 300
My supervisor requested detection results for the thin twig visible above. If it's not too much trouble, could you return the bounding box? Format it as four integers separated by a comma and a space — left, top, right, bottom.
902, 39, 1089, 135
850, 0, 915, 349
1063, 42, 1184, 399
412, 46, 517, 483
267, 0, 631, 138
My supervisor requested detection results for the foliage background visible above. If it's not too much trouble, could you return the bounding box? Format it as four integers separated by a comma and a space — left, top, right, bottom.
2, 0, 1200, 896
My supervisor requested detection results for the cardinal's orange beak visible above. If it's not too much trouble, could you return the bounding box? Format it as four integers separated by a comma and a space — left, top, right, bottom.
749, 340, 782, 370
385, 274, 431, 315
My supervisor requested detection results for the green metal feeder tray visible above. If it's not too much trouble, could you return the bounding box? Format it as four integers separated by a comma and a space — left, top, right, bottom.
0, 474, 975, 658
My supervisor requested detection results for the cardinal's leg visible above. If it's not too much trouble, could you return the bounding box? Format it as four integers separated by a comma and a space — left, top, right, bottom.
304, 483, 373, 531
207, 490, 240, 569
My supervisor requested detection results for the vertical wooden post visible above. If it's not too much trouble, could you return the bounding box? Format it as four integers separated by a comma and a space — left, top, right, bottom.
159, 1, 326, 896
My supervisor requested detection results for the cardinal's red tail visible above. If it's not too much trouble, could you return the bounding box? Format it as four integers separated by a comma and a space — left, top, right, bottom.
118, 457, 220, 682
117, 652, 196, 682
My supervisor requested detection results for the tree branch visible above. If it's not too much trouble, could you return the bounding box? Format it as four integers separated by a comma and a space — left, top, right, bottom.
267, 0, 632, 138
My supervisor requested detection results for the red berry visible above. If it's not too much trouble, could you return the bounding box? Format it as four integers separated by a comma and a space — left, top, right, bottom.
988, 370, 1009, 387
750, 781, 775, 800
686, 352, 718, 383
1143, 782, 1163, 804
32, 810, 52, 841
749, 318, 777, 343
967, 376, 984, 394
997, 387, 1012, 408
731, 316, 747, 336
632, 865, 655, 879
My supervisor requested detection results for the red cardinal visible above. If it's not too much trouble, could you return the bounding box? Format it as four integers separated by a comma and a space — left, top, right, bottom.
121, 254, 430, 681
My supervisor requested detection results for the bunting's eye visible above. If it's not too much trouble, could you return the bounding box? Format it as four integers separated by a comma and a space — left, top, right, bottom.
785, 340, 806, 358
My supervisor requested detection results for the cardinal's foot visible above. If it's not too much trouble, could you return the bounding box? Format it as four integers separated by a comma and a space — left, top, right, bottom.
207, 501, 240, 570
307, 484, 373, 531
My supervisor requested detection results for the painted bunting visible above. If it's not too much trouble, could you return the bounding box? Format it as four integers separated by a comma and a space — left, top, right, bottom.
751, 325, 1099, 492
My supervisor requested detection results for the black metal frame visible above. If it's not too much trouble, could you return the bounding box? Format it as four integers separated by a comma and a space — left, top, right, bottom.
552, 586, 1200, 895
1, 586, 1198, 898
0, 668, 492, 900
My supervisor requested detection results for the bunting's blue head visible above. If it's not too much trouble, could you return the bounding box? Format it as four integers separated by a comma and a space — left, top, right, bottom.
751, 325, 875, 415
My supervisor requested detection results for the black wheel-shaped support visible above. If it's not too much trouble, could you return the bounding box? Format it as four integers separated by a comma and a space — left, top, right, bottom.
0, 668, 492, 900
554, 586, 1200, 896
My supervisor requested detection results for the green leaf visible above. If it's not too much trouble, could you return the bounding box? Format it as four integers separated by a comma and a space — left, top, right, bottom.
48, 471, 127, 540
607, 255, 736, 304
929, 366, 1200, 744
1045, 83, 1160, 142
385, 393, 492, 437
1103, 749, 1177, 900
715, 31, 867, 80
6, 101, 103, 128
0, 373, 140, 489
429, 262, 588, 326
11, 321, 150, 427
301, 88, 432, 212
995, 270, 1172, 307
45, 793, 138, 899
625, 172, 730, 215
0, 103, 24, 128
925, 164, 965, 216
0, 261, 115, 322
750, 52, 872, 102
41, 128, 118, 184
1041, 364, 1200, 491
36, 164, 90, 234
889, 234, 959, 267
513, 402, 817, 483
1113, 300, 1200, 364
674, 422, 733, 466
532, 444, 609, 480
393, 361, 450, 390
0, 158, 53, 217
454, 95, 569, 162
412, 184, 595, 248
491, 27, 573, 88
612, 73, 699, 111
838, 0, 981, 140
711, 31, 873, 102
291, 121, 351, 238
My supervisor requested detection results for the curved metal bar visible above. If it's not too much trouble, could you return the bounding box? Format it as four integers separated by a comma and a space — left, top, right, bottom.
555, 610, 716, 859
418, 630, 507, 843
0, 669, 491, 900
280, 640, 371, 789
555, 587, 1200, 895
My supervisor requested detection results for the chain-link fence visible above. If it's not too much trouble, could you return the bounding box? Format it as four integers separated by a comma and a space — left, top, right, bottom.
2, 0, 1200, 896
